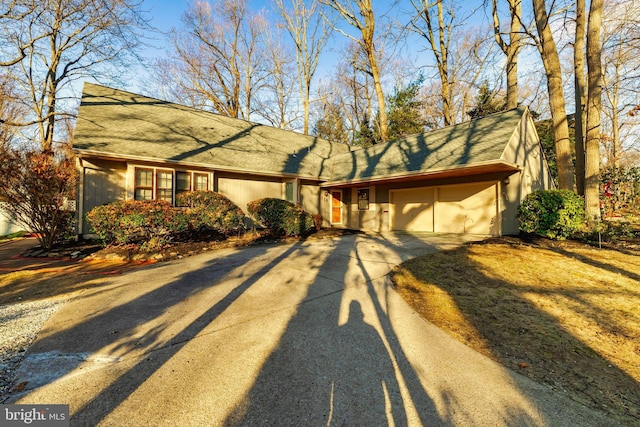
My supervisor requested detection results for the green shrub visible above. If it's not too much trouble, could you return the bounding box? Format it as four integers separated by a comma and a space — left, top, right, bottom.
582, 219, 636, 244
247, 198, 315, 237
517, 190, 586, 240
87, 200, 188, 247
176, 191, 246, 235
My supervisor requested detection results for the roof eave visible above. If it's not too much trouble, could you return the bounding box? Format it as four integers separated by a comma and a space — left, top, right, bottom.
73, 149, 326, 182
321, 160, 521, 188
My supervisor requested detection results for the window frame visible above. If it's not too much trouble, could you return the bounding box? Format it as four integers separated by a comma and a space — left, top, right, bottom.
134, 167, 154, 201
175, 171, 192, 199
155, 169, 174, 203
132, 167, 212, 204
194, 172, 209, 191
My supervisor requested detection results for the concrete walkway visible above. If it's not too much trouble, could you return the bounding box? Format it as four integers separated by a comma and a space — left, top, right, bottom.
7, 233, 617, 426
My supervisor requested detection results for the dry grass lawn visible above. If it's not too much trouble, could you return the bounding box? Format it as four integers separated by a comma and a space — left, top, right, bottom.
392, 236, 640, 425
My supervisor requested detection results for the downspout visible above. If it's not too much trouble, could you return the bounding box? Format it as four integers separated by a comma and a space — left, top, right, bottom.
497, 179, 503, 237
75, 156, 85, 236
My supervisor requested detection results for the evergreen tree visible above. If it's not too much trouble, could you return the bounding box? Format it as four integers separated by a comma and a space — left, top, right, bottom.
314, 102, 349, 144
386, 77, 426, 140
467, 82, 506, 120
354, 114, 377, 148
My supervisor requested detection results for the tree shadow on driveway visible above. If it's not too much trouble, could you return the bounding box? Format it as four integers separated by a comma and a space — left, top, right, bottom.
225, 235, 437, 426
7, 233, 607, 426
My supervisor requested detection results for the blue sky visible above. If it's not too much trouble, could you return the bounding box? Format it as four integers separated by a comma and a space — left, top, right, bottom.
112, 0, 541, 117
136, 0, 438, 87
139, 0, 300, 69
136, 0, 498, 71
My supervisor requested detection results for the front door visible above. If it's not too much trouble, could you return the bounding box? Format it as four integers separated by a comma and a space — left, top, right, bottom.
331, 190, 342, 224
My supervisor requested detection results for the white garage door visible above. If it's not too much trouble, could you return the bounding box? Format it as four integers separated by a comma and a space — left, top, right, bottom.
390, 182, 499, 234
390, 188, 435, 231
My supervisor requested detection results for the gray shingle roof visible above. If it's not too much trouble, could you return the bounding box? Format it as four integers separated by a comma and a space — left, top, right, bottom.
73, 83, 525, 184
73, 83, 349, 179
327, 108, 526, 183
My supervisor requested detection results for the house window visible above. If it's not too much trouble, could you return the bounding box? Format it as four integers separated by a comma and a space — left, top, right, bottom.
358, 188, 369, 210
176, 171, 192, 197
194, 173, 208, 191
134, 167, 210, 204
134, 168, 153, 200
156, 170, 173, 202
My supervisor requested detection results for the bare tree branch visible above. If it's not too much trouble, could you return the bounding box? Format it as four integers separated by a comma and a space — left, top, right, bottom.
0, 0, 150, 151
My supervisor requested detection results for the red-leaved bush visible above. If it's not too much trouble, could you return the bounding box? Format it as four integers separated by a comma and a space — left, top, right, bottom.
86, 200, 189, 249
0, 147, 77, 249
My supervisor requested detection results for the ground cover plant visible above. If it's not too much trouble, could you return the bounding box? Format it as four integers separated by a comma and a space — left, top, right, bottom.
392, 236, 640, 425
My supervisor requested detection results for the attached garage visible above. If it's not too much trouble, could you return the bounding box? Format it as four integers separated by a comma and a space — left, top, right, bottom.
390, 182, 499, 235
323, 107, 553, 236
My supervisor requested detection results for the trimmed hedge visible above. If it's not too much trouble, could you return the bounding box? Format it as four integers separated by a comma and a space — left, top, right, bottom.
176, 191, 246, 235
247, 198, 315, 236
517, 190, 586, 240
86, 192, 245, 249
86, 200, 189, 248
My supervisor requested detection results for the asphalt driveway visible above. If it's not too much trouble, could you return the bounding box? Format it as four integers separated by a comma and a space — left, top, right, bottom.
6, 232, 617, 426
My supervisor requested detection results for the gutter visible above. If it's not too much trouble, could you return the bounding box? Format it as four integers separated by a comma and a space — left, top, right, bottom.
320, 160, 522, 188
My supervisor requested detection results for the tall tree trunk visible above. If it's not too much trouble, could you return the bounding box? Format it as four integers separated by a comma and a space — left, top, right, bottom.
585, 0, 603, 220
607, 37, 623, 167
493, 0, 522, 110
532, 0, 575, 190
611, 91, 620, 167
360, 6, 388, 142
275, 0, 331, 135
436, 0, 452, 126
319, 0, 388, 142
573, 0, 586, 196
505, 0, 521, 109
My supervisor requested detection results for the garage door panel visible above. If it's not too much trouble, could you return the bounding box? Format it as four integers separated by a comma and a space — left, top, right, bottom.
390, 183, 499, 235
436, 183, 497, 234
390, 188, 434, 232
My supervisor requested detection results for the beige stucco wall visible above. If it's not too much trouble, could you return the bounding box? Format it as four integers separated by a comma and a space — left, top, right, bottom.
300, 183, 321, 215
501, 112, 554, 234
78, 158, 127, 234
217, 175, 283, 213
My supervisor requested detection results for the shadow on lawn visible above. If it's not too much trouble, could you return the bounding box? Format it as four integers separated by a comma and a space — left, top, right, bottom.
395, 243, 640, 425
